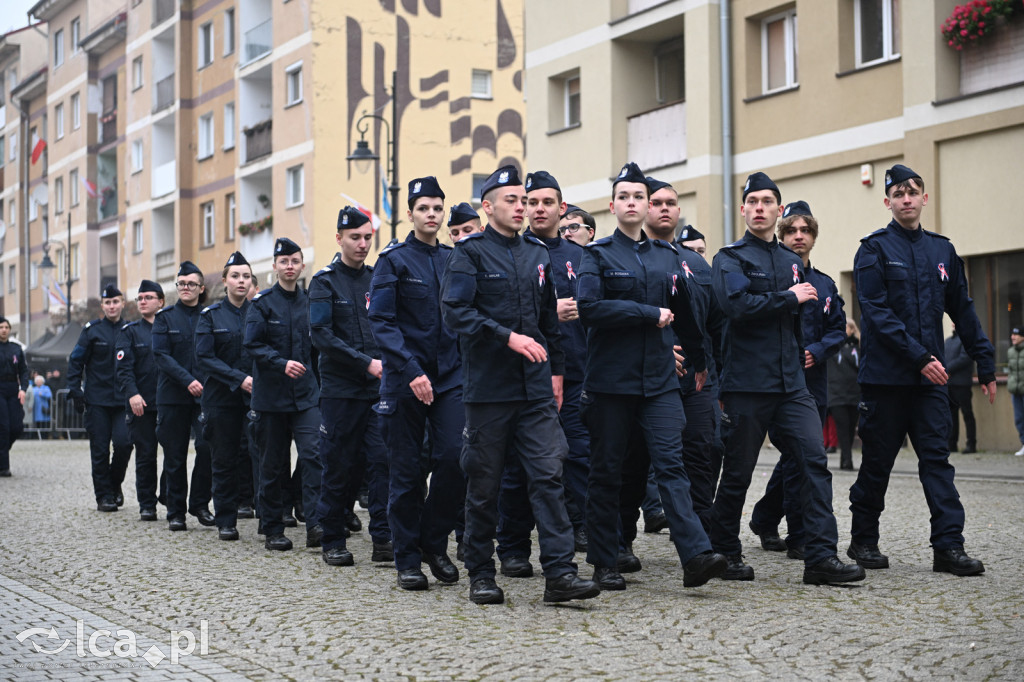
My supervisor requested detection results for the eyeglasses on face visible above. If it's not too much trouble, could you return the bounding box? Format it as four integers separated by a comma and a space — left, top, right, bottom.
558, 223, 585, 234
137, 295, 160, 302
175, 281, 201, 290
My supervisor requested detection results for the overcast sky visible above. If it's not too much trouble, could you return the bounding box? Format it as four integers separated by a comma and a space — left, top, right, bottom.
1, 1, 40, 35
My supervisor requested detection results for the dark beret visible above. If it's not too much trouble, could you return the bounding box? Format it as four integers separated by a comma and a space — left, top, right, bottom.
138, 279, 164, 297
337, 206, 370, 230
407, 176, 445, 209
274, 237, 302, 256
447, 202, 479, 227
525, 170, 560, 193
101, 284, 123, 299
742, 172, 781, 202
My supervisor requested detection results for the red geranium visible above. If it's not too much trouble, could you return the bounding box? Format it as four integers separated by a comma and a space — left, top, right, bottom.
941, 0, 1018, 50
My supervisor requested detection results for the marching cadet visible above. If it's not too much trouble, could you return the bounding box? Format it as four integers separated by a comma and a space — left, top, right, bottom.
244, 238, 324, 551
115, 280, 164, 520
748, 201, 847, 559
67, 284, 133, 512
369, 177, 465, 590
849, 164, 996, 576
708, 172, 863, 585
153, 263, 213, 531
0, 317, 28, 478
195, 252, 255, 542
558, 205, 597, 247
641, 180, 723, 533
577, 163, 726, 592
308, 209, 392, 566
447, 202, 483, 242
441, 165, 599, 605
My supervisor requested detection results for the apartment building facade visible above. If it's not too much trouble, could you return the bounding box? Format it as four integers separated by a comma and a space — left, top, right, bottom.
525, 0, 1024, 447
2, 0, 526, 344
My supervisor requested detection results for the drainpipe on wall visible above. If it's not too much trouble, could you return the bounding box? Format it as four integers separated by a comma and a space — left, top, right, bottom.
19, 101, 31, 346
719, 0, 734, 247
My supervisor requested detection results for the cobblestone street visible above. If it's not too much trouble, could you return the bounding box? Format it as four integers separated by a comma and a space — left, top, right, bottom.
1, 439, 1022, 680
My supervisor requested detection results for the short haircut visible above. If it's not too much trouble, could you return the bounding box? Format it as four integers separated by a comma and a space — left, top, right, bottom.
778, 213, 819, 240
222, 262, 254, 280
885, 176, 925, 198
564, 208, 596, 232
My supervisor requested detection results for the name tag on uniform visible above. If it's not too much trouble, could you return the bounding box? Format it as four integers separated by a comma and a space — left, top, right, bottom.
401, 276, 425, 285
885, 260, 907, 268
604, 270, 635, 278
745, 271, 769, 279
268, 319, 283, 325
476, 272, 508, 280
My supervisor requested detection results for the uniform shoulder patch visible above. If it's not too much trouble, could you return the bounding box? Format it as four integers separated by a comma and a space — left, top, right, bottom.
810, 267, 837, 286
523, 234, 548, 248
651, 239, 678, 252
84, 320, 93, 329
439, 242, 453, 250
459, 231, 485, 243
155, 305, 174, 315
365, 264, 374, 273
121, 320, 137, 329
720, 240, 742, 250
380, 241, 407, 255
861, 228, 887, 243
314, 265, 333, 276
586, 236, 613, 248
923, 228, 950, 241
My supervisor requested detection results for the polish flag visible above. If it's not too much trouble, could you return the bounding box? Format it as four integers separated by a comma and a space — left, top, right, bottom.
30, 134, 47, 165
339, 192, 382, 233
81, 175, 99, 198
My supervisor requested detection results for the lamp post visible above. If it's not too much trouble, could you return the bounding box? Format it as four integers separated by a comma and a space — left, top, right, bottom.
36, 213, 74, 327
346, 69, 400, 243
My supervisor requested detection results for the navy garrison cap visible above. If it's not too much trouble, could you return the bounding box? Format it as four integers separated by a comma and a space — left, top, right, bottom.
101, 284, 122, 299
613, 162, 648, 190
177, 260, 202, 277
560, 203, 581, 219
646, 176, 673, 195
782, 200, 813, 218
447, 202, 479, 227
337, 206, 370, 230
525, 170, 560, 193
677, 225, 705, 242
884, 164, 921, 190
274, 237, 302, 256
479, 165, 522, 199
225, 251, 249, 268
138, 280, 164, 298
407, 176, 445, 209
742, 172, 781, 202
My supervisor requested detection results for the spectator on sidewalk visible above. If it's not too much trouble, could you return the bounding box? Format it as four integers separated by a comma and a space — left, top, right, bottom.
1009, 327, 1024, 457
828, 321, 861, 470
32, 375, 52, 436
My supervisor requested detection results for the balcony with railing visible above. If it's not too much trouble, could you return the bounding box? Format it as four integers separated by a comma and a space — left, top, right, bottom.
626, 100, 686, 171
244, 19, 272, 64
153, 75, 175, 113
153, 0, 176, 27
244, 119, 272, 163
152, 160, 176, 199
155, 249, 176, 280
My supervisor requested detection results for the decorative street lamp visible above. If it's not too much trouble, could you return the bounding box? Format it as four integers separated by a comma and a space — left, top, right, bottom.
36, 213, 74, 326
347, 70, 400, 243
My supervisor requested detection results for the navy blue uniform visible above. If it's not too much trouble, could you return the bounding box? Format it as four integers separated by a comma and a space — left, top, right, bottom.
441, 225, 577, 582
577, 228, 711, 571
709, 231, 840, 568
196, 298, 253, 529
308, 255, 390, 552
0, 340, 28, 473
369, 232, 465, 570
152, 301, 212, 522
496, 231, 590, 563
944, 333, 977, 452
245, 283, 323, 539
751, 263, 846, 549
115, 319, 159, 512
850, 220, 996, 550
68, 317, 133, 505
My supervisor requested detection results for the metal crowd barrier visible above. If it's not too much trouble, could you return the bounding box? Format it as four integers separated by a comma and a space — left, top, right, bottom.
25, 388, 88, 440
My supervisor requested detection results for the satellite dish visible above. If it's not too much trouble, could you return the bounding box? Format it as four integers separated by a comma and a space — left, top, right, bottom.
32, 183, 49, 206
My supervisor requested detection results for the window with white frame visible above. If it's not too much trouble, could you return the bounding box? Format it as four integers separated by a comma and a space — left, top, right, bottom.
564, 75, 581, 128
198, 113, 214, 159
286, 165, 304, 207
55, 177, 64, 213
472, 69, 492, 99
71, 92, 81, 129
202, 202, 215, 247
54, 29, 64, 68
223, 102, 235, 149
762, 9, 798, 94
198, 22, 213, 68
55, 103, 64, 139
226, 193, 236, 240
71, 17, 80, 54
855, 0, 900, 67
224, 9, 235, 56
131, 139, 144, 172
133, 219, 144, 253
132, 56, 143, 90
286, 62, 303, 106
70, 168, 79, 206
